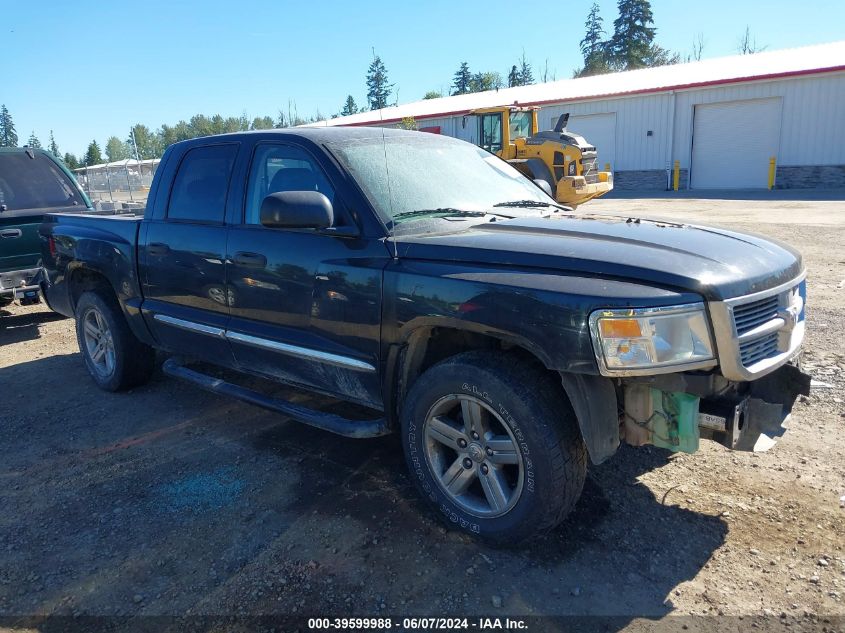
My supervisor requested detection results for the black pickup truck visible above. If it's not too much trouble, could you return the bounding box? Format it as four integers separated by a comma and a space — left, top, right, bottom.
40, 128, 810, 543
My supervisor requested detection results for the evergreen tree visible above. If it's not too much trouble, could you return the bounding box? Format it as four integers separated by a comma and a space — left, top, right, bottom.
105, 136, 129, 161
608, 0, 657, 70
26, 131, 42, 149
422, 90, 442, 100
127, 124, 160, 159
340, 95, 359, 116
63, 153, 80, 170
507, 65, 520, 88
576, 3, 612, 77
48, 130, 60, 156
250, 116, 275, 130
366, 54, 392, 110
470, 72, 503, 93
451, 62, 472, 95
84, 140, 102, 166
0, 104, 17, 147
518, 52, 534, 85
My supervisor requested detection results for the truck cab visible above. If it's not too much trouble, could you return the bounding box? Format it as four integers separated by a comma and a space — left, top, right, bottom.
0, 147, 91, 307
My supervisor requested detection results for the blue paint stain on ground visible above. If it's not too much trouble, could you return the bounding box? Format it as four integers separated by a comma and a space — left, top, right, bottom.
156, 467, 244, 514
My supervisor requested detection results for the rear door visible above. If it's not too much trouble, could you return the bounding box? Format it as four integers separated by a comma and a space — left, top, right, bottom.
139, 142, 238, 362
224, 140, 388, 408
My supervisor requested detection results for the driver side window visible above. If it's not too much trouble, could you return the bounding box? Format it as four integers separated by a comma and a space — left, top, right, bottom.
245, 144, 335, 225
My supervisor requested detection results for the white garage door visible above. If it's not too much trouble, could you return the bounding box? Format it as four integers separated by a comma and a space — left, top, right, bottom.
690, 98, 782, 189
567, 113, 617, 171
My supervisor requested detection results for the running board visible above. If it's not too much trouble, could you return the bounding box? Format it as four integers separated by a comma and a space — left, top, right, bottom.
162, 357, 390, 438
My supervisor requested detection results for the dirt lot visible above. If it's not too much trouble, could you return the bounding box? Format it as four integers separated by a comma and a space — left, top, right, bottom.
1, 193, 844, 631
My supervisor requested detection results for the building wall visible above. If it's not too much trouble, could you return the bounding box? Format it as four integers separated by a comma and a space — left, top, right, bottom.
671, 71, 845, 170
371, 70, 845, 189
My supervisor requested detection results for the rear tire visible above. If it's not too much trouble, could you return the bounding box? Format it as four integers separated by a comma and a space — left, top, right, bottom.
400, 350, 586, 545
74, 291, 155, 391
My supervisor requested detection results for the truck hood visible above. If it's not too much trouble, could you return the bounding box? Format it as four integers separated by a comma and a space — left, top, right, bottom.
391, 213, 803, 301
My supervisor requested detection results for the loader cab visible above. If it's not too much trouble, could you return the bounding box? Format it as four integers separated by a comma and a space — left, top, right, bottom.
471, 106, 539, 159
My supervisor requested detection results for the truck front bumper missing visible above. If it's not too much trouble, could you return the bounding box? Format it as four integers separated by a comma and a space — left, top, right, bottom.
621, 362, 811, 454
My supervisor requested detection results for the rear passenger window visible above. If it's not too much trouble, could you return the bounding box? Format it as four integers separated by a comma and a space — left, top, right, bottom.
167, 144, 237, 223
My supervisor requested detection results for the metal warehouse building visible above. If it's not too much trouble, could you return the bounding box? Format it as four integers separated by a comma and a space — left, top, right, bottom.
314, 41, 845, 190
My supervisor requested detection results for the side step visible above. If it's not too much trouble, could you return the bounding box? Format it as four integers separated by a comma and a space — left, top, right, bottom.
162, 357, 390, 439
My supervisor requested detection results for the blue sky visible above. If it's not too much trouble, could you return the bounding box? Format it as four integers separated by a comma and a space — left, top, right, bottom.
3, 0, 844, 156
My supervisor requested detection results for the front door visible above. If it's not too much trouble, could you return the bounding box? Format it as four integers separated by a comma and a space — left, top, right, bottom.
225, 141, 388, 408
140, 142, 239, 362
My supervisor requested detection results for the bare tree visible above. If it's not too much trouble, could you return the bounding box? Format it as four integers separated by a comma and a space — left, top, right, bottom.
737, 26, 767, 55
691, 33, 705, 61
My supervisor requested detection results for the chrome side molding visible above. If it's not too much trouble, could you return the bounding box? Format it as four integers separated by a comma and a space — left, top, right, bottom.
153, 313, 376, 373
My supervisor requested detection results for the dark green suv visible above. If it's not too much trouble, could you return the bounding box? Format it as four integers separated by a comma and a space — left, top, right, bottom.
0, 148, 90, 307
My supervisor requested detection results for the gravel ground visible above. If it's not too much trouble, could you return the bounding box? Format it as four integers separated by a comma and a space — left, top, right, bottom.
1, 194, 843, 632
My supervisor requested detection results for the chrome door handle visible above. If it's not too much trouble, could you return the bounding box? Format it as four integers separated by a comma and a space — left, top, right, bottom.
0, 229, 22, 239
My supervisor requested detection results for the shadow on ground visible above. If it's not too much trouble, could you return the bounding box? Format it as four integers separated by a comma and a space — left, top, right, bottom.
0, 353, 728, 630
0, 308, 67, 345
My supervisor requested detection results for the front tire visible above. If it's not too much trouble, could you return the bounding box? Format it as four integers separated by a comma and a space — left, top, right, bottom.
74, 291, 155, 391
400, 351, 586, 545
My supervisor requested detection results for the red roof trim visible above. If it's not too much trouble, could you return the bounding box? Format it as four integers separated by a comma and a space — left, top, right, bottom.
341, 65, 845, 128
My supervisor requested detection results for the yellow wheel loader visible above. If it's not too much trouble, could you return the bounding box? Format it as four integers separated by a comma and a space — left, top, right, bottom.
469, 106, 613, 208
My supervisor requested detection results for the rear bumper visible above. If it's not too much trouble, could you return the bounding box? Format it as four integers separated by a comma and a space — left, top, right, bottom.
0, 267, 43, 297
555, 176, 613, 206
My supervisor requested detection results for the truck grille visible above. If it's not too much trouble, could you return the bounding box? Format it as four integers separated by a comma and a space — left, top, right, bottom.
739, 332, 779, 365
732, 295, 780, 335
709, 277, 806, 381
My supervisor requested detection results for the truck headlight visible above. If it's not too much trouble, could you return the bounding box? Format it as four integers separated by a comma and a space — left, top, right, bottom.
589, 303, 716, 375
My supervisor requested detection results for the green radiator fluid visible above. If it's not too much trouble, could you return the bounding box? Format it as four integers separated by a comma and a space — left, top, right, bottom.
650, 389, 700, 454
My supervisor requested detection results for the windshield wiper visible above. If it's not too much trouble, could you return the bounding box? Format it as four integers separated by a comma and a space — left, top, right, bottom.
493, 200, 572, 212
392, 208, 513, 222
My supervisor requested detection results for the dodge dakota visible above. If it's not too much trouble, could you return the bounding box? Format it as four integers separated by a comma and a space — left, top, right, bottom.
40, 128, 810, 543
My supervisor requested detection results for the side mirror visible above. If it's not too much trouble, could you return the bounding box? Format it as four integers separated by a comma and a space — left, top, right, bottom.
533, 179, 553, 198
260, 191, 333, 229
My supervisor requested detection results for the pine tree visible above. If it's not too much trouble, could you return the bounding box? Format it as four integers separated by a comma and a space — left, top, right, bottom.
608, 0, 657, 70
26, 131, 42, 148
48, 130, 60, 156
507, 65, 520, 88
0, 104, 17, 147
518, 52, 534, 85
250, 116, 275, 130
105, 136, 129, 161
340, 95, 359, 116
366, 54, 393, 110
452, 62, 472, 95
127, 124, 160, 159
577, 3, 611, 77
63, 153, 80, 170
84, 140, 102, 166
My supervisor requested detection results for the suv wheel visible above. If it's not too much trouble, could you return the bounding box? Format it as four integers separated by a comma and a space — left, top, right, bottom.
75, 291, 155, 391
401, 350, 587, 545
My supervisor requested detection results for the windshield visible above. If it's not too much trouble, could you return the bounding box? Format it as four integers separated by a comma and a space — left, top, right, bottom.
326, 133, 554, 236
0, 151, 87, 215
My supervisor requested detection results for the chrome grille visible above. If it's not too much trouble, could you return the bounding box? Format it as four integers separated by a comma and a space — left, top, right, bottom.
739, 332, 779, 366
732, 295, 780, 335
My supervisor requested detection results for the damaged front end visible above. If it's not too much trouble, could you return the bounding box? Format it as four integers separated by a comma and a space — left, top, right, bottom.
620, 362, 811, 454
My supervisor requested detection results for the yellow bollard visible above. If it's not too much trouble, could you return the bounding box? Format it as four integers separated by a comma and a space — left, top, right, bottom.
673, 160, 680, 191
768, 156, 776, 190
604, 162, 611, 172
